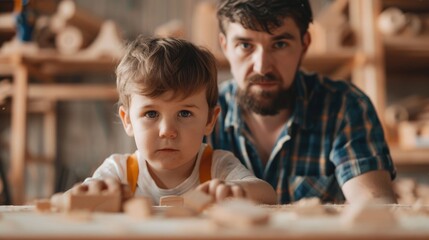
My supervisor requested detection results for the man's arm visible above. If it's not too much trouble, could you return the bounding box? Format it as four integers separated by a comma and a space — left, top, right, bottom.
342, 170, 397, 204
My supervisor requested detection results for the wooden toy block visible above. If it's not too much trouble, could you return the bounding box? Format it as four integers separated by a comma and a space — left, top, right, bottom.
307, 0, 351, 53
182, 190, 214, 213
159, 195, 184, 207
416, 184, 429, 199
34, 199, 52, 213
398, 121, 429, 149
207, 199, 270, 228
291, 197, 327, 216
55, 0, 102, 36
69, 194, 121, 212
378, 7, 423, 37
76, 20, 124, 60
50, 193, 66, 211
394, 178, 417, 196
410, 198, 429, 215
64, 210, 92, 222
163, 206, 197, 218
50, 191, 121, 212
123, 197, 153, 219
340, 201, 397, 228
56, 25, 91, 55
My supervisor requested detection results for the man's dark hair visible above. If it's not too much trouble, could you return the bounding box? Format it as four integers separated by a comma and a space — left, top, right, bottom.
217, 0, 313, 37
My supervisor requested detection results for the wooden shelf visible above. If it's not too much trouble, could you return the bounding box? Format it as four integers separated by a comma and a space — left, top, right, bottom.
0, 84, 117, 101
384, 35, 429, 52
384, 36, 429, 72
302, 50, 356, 78
0, 52, 119, 76
216, 50, 357, 79
390, 146, 429, 169
382, 0, 429, 12
26, 84, 117, 101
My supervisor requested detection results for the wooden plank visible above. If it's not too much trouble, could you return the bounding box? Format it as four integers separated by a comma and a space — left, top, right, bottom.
349, 0, 387, 118
390, 146, 429, 167
42, 102, 57, 197
26, 84, 117, 101
9, 59, 28, 205
302, 51, 355, 78
0, 84, 117, 101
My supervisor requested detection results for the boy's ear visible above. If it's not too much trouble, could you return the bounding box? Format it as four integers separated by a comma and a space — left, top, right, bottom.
204, 105, 221, 135
119, 106, 134, 136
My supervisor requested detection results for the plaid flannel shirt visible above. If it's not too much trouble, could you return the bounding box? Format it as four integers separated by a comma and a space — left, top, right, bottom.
209, 71, 396, 204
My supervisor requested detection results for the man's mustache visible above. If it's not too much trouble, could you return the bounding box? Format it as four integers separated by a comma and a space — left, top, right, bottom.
248, 74, 279, 84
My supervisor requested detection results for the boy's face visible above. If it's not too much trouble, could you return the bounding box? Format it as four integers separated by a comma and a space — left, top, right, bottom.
119, 89, 219, 172
219, 17, 310, 114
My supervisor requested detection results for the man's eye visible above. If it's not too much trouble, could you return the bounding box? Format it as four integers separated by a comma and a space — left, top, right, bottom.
274, 41, 288, 48
178, 110, 192, 118
144, 111, 159, 118
240, 42, 251, 49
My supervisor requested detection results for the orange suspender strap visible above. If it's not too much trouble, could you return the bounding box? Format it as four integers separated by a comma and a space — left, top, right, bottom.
126, 145, 213, 194
198, 145, 213, 183
126, 154, 139, 194
14, 0, 23, 13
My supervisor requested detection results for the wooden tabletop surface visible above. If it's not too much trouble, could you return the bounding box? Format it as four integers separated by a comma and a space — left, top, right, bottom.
1, 204, 429, 240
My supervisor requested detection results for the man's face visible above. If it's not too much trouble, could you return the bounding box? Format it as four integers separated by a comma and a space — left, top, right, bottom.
220, 17, 310, 115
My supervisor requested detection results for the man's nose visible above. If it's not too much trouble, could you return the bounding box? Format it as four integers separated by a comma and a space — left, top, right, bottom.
252, 48, 273, 75
159, 119, 178, 139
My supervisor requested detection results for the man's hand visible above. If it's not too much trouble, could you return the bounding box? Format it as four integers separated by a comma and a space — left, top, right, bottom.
196, 178, 246, 202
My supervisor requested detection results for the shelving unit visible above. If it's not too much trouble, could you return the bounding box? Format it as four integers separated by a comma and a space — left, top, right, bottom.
384, 36, 429, 72
1, 0, 428, 204
301, 0, 429, 169
302, 50, 357, 79
351, 0, 429, 168
0, 51, 118, 204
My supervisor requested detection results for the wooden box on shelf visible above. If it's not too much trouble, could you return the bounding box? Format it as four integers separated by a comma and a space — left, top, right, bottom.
398, 121, 429, 150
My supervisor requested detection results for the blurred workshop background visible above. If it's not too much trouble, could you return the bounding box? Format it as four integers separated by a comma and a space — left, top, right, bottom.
0, 0, 428, 205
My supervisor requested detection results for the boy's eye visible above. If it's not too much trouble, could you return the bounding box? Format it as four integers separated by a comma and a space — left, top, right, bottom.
178, 110, 192, 118
144, 111, 159, 118
273, 41, 288, 49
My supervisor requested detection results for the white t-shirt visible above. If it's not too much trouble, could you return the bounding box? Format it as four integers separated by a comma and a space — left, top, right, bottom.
85, 144, 257, 204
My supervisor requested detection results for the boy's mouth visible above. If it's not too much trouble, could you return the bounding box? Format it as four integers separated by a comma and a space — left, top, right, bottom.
157, 148, 179, 152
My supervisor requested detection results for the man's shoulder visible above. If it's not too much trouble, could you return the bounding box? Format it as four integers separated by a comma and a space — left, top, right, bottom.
301, 71, 369, 101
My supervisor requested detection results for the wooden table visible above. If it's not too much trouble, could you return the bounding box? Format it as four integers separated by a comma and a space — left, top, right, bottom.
1, 205, 429, 240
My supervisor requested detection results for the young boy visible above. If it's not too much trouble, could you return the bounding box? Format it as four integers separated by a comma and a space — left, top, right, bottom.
71, 36, 276, 205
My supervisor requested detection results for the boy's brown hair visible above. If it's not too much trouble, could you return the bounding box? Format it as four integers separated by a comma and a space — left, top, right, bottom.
116, 36, 218, 111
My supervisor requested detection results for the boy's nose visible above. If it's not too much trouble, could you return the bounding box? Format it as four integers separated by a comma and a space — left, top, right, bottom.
159, 120, 178, 139
252, 48, 273, 75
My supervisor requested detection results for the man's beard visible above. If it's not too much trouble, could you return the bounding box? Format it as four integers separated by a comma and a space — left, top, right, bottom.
237, 74, 295, 116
